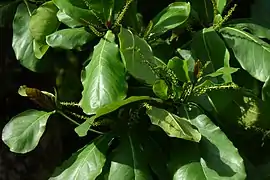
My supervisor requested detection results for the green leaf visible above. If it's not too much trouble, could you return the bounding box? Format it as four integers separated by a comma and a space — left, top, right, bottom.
46, 27, 95, 49
189, 0, 213, 24
52, 0, 100, 26
221, 27, 270, 82
12, 3, 52, 72
192, 27, 231, 82
149, 2, 190, 38
29, 1, 59, 43
81, 0, 114, 23
75, 96, 157, 137
153, 80, 169, 100
146, 106, 201, 142
226, 19, 270, 40
191, 114, 246, 180
206, 67, 239, 81
33, 40, 50, 59
56, 10, 82, 28
262, 76, 270, 103
50, 135, 113, 180
79, 30, 127, 115
2, 110, 53, 153
167, 57, 190, 82
118, 27, 161, 85
214, 0, 227, 14
108, 131, 152, 180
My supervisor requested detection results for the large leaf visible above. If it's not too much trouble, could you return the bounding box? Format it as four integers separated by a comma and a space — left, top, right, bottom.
118, 27, 163, 85
56, 10, 82, 28
52, 0, 100, 26
149, 2, 190, 38
12, 3, 52, 72
50, 135, 113, 180
221, 27, 270, 82
29, 1, 59, 43
191, 27, 231, 82
80, 30, 127, 115
108, 131, 152, 180
146, 106, 201, 142
2, 109, 53, 153
75, 96, 157, 137
46, 27, 95, 49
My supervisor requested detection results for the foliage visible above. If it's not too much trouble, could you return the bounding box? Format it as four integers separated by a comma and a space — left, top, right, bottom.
2, 0, 270, 179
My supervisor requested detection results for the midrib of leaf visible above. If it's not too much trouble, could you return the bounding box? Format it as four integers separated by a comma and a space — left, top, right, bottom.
202, 29, 215, 72
167, 113, 186, 135
11, 111, 51, 145
73, 137, 104, 180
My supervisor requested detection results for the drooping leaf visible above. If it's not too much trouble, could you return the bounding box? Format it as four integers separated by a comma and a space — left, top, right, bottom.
52, 0, 100, 26
118, 27, 163, 85
12, 3, 52, 72
29, 1, 59, 43
2, 110, 54, 153
56, 10, 82, 28
75, 96, 158, 137
167, 57, 190, 82
149, 2, 190, 38
79, 30, 127, 115
146, 106, 201, 142
46, 27, 95, 49
153, 80, 169, 100
192, 27, 231, 82
50, 135, 113, 180
221, 27, 270, 82
108, 131, 152, 180
226, 19, 270, 40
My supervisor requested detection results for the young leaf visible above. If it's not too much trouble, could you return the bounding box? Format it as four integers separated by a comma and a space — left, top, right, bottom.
206, 67, 239, 82
221, 27, 270, 82
108, 131, 152, 180
167, 57, 190, 82
149, 2, 190, 38
33, 40, 50, 59
118, 27, 162, 85
29, 1, 59, 43
153, 80, 169, 100
12, 3, 52, 72
146, 106, 201, 142
79, 30, 127, 115
2, 110, 54, 153
46, 27, 95, 49
52, 0, 100, 26
50, 135, 113, 180
75, 96, 157, 137
56, 10, 82, 28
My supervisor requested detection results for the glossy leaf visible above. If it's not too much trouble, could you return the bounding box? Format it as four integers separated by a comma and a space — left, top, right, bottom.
221, 27, 270, 82
206, 67, 239, 81
108, 131, 152, 180
192, 27, 231, 82
52, 0, 100, 26
75, 96, 157, 137
33, 40, 50, 59
46, 27, 95, 49
118, 27, 162, 85
167, 57, 190, 82
149, 2, 190, 38
12, 3, 52, 72
29, 1, 59, 43
56, 10, 82, 28
153, 80, 169, 100
146, 106, 201, 142
2, 110, 53, 153
191, 114, 246, 180
79, 30, 127, 115
50, 135, 113, 180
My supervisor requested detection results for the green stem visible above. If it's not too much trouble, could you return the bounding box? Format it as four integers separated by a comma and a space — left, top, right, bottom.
23, 0, 32, 16
57, 110, 104, 135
